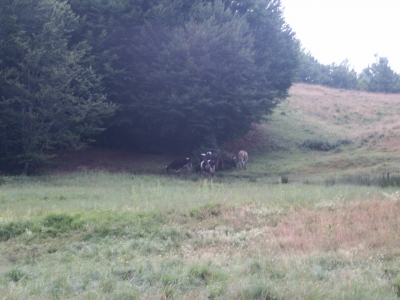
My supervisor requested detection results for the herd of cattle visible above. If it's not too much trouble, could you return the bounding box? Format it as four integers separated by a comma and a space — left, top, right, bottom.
166, 150, 248, 176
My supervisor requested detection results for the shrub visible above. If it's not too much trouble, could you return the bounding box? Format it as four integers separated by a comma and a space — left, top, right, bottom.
43, 213, 84, 233
0, 221, 33, 241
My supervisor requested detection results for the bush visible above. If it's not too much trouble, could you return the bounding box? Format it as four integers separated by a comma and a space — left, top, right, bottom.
281, 175, 289, 184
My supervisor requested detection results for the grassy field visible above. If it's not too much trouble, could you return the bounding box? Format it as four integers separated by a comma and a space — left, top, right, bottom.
1, 84, 400, 299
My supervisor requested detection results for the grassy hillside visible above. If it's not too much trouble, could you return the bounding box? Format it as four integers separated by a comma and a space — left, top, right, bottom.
254, 83, 400, 182
1, 84, 400, 299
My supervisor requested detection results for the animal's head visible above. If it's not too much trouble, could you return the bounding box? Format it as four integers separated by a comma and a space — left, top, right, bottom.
165, 165, 169, 172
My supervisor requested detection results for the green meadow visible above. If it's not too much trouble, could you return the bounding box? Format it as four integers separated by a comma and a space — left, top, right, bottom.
1, 84, 400, 299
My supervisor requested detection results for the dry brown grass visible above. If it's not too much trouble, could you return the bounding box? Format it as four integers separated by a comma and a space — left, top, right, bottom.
182, 196, 400, 260
288, 83, 400, 152
268, 199, 400, 256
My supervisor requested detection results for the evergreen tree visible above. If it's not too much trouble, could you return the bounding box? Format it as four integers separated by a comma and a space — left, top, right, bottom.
76, 0, 300, 152
296, 51, 357, 89
126, 1, 258, 151
0, 0, 115, 174
295, 50, 331, 85
358, 55, 400, 93
329, 60, 358, 89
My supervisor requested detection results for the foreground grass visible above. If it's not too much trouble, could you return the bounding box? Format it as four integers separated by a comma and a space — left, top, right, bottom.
1, 172, 400, 299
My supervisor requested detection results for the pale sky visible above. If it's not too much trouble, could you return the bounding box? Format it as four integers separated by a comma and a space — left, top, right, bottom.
281, 0, 400, 73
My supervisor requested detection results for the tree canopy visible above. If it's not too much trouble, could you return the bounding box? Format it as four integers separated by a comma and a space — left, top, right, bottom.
0, 0, 300, 173
0, 0, 115, 173
296, 50, 400, 93
67, 0, 300, 153
358, 56, 400, 93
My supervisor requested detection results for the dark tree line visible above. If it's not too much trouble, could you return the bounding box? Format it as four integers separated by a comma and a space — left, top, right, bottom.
0, 0, 115, 174
67, 0, 299, 153
296, 51, 400, 93
0, 0, 299, 174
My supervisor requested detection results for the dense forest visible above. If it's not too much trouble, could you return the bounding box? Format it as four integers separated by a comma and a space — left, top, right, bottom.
1, 0, 399, 174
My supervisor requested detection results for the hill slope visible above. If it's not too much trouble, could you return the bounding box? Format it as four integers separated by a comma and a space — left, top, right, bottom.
51, 83, 400, 181
260, 83, 400, 180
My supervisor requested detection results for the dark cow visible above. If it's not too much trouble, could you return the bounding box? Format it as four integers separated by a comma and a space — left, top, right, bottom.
208, 159, 216, 176
166, 157, 192, 175
215, 154, 224, 170
200, 151, 214, 163
200, 159, 216, 176
215, 153, 236, 170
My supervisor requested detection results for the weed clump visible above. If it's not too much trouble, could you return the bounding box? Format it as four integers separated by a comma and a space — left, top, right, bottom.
378, 174, 400, 187
237, 283, 277, 300
43, 213, 84, 233
189, 203, 222, 220
0, 221, 35, 241
281, 175, 289, 184
301, 138, 351, 151
324, 173, 400, 187
394, 275, 400, 297
5, 268, 27, 282
0, 213, 85, 241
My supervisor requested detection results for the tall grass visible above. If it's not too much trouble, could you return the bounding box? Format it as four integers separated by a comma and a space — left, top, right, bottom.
0, 172, 400, 299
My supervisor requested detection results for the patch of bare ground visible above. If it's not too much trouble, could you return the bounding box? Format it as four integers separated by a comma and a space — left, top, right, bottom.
47, 147, 171, 173
183, 198, 400, 259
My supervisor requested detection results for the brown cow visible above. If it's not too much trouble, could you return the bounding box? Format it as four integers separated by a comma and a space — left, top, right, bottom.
235, 150, 248, 170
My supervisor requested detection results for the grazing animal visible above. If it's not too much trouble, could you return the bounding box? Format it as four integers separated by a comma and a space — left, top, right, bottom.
200, 159, 209, 175
166, 157, 192, 175
208, 160, 216, 175
215, 153, 236, 170
200, 151, 214, 163
195, 163, 202, 173
235, 150, 248, 170
200, 159, 216, 176
199, 150, 216, 176
214, 154, 225, 170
